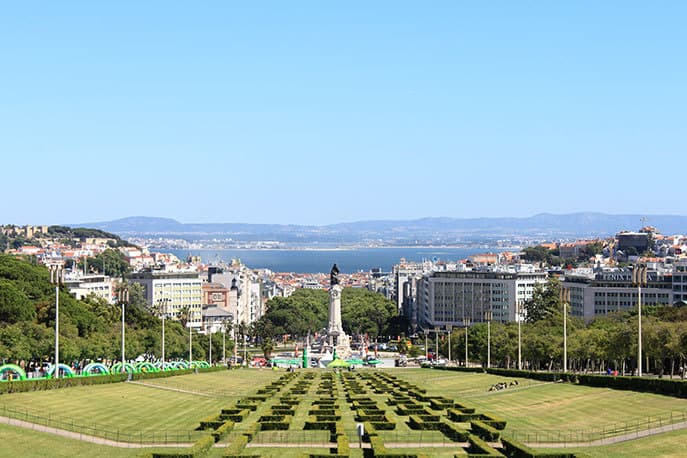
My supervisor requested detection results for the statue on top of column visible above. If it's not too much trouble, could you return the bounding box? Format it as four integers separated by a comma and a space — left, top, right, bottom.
330, 263, 340, 286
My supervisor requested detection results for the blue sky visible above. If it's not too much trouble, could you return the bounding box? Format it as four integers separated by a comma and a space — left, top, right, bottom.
1, 2, 685, 225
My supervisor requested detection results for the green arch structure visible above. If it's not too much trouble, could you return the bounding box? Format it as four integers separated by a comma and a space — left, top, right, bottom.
82, 363, 110, 376
47, 364, 75, 378
110, 362, 136, 374
172, 361, 189, 369
0, 364, 27, 381
135, 362, 158, 373
193, 360, 210, 368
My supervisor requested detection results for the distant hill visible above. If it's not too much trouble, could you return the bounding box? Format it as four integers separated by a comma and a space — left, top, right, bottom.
74, 213, 687, 244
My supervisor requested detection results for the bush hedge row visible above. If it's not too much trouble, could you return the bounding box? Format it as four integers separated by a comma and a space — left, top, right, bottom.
212, 420, 234, 442
470, 420, 500, 441
466, 433, 504, 457
500, 436, 589, 458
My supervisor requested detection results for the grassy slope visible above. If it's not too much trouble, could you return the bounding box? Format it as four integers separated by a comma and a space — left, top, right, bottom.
390, 369, 687, 430
0, 370, 280, 434
0, 423, 139, 458
391, 369, 687, 457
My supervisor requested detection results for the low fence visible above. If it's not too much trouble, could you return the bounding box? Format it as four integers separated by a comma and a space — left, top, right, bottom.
0, 404, 204, 445
506, 410, 687, 445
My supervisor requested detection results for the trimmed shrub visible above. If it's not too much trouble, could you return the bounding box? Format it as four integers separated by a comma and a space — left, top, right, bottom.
466, 433, 504, 457
369, 420, 396, 430
259, 421, 290, 431
212, 420, 235, 442
258, 415, 287, 422
304, 421, 337, 434
223, 434, 249, 456
480, 413, 507, 430
198, 414, 222, 430
337, 434, 350, 455
470, 420, 500, 441
499, 436, 586, 458
448, 408, 481, 422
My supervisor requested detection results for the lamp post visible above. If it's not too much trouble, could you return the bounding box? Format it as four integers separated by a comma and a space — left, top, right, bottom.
434, 326, 439, 360
48, 262, 63, 378
222, 321, 227, 366
188, 316, 193, 365
560, 287, 570, 373
425, 330, 429, 360
464, 318, 471, 367
485, 310, 493, 369
157, 298, 170, 370
446, 325, 452, 364
517, 300, 522, 370
118, 286, 129, 372
633, 264, 647, 377
209, 329, 213, 365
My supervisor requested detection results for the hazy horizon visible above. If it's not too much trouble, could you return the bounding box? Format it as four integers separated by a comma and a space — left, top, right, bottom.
2, 2, 685, 225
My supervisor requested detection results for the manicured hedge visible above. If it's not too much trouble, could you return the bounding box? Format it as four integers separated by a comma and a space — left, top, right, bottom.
259, 421, 290, 431
369, 420, 396, 430
448, 408, 481, 422
466, 433, 504, 457
150, 434, 216, 458
471, 420, 500, 441
304, 421, 337, 434
480, 413, 507, 430
500, 436, 587, 458
223, 434, 249, 456
337, 434, 350, 455
212, 420, 234, 442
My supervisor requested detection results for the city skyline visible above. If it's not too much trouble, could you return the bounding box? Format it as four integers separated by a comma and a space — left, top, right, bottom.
2, 2, 686, 225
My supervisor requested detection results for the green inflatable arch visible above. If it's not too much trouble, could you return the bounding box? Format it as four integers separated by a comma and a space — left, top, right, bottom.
172, 361, 189, 369
82, 363, 110, 375
135, 362, 158, 373
47, 364, 75, 378
111, 362, 136, 374
193, 360, 210, 368
0, 364, 27, 381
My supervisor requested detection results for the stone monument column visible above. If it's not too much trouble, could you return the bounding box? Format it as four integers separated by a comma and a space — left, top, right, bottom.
326, 264, 351, 356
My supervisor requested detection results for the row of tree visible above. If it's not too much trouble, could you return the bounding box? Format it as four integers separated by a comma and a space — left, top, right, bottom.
435, 278, 687, 377
0, 254, 231, 364
254, 288, 406, 340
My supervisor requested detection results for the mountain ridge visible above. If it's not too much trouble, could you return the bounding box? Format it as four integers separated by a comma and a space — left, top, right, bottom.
72, 213, 687, 244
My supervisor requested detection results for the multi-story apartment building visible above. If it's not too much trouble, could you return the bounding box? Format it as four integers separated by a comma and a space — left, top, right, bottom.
562, 268, 674, 321
64, 274, 114, 304
672, 260, 687, 305
416, 267, 547, 329
129, 271, 203, 329
209, 263, 263, 325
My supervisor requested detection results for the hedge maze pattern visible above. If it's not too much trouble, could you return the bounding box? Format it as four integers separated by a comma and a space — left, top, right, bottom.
142, 370, 588, 458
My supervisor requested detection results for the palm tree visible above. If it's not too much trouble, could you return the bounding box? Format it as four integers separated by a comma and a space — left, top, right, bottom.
261, 337, 275, 360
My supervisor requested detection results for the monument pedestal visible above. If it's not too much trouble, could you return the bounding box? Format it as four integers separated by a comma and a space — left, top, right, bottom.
326, 284, 351, 358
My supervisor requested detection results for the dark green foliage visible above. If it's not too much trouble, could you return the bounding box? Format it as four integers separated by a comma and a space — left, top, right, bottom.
212, 421, 234, 442
223, 434, 249, 456
259, 421, 290, 430
0, 279, 36, 323
257, 287, 398, 338
466, 434, 505, 457
470, 420, 500, 441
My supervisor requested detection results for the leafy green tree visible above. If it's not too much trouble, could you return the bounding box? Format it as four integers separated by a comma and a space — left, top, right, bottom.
523, 277, 563, 323
0, 279, 36, 323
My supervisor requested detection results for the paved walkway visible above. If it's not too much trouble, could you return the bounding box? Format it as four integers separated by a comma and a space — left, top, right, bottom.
0, 415, 191, 448
3, 411, 687, 450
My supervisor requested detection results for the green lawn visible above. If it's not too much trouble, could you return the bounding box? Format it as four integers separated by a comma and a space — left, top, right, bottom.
390, 369, 687, 433
0, 423, 139, 458
2, 367, 687, 457
546, 428, 687, 458
0, 369, 280, 440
